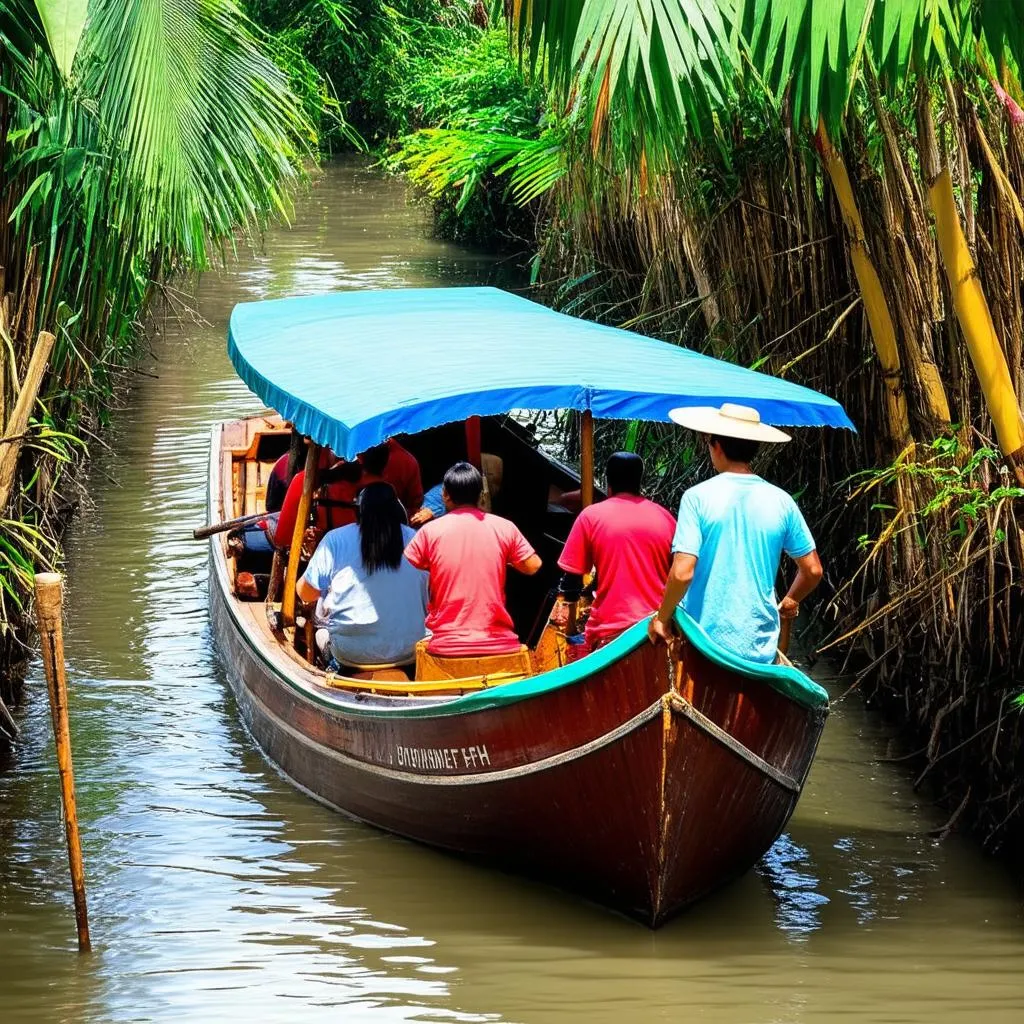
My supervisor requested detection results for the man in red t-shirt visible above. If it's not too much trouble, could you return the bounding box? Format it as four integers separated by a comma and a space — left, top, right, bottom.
558, 452, 675, 647
270, 439, 423, 548
404, 462, 542, 656
382, 438, 424, 514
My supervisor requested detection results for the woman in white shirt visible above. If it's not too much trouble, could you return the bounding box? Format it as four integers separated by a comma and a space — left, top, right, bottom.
296, 482, 428, 669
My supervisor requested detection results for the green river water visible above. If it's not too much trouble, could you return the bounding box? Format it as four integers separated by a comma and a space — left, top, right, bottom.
0, 159, 1021, 1023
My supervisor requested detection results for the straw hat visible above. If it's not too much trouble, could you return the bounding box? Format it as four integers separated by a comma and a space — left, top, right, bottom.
668, 403, 791, 443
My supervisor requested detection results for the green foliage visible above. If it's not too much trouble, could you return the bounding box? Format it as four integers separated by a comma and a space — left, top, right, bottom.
505, 1, 1024, 165
850, 434, 1024, 544
0, 0, 309, 632
398, 27, 542, 134
383, 22, 548, 244
82, 0, 309, 264
247, 0, 479, 147
32, 0, 87, 76
511, 0, 735, 168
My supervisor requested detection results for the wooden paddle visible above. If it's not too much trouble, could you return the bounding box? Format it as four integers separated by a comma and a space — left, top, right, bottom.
192, 511, 267, 540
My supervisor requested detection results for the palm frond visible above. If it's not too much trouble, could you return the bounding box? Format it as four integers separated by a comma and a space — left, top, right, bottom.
510, 0, 738, 164
32, 0, 88, 76
397, 126, 566, 210
79, 0, 313, 265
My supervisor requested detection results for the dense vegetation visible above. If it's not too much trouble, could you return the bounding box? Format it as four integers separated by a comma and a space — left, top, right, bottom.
0, 0, 309, 719
292, 1, 1024, 855
2, 0, 1022, 861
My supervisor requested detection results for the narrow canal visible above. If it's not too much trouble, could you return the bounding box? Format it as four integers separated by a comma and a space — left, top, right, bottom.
1, 159, 1021, 1023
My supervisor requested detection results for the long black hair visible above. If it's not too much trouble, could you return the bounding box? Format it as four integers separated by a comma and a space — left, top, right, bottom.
357, 482, 406, 575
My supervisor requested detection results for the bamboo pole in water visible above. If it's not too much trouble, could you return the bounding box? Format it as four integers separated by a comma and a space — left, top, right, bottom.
281, 441, 319, 627
580, 410, 594, 508
33, 572, 91, 953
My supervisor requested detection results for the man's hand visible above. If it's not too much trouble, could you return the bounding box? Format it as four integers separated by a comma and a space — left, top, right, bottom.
648, 614, 673, 645
409, 507, 435, 527
778, 596, 800, 620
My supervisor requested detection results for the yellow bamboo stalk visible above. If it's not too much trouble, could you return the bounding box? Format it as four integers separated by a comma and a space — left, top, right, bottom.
917, 99, 1024, 467
814, 121, 912, 448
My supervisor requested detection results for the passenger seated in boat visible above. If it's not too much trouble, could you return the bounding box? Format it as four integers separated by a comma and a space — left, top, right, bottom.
556, 452, 676, 651
410, 482, 447, 526
378, 438, 424, 515
225, 450, 298, 557
269, 450, 360, 547
404, 462, 541, 656
264, 452, 293, 513
295, 482, 428, 670
272, 440, 424, 549
409, 454, 503, 526
648, 404, 824, 663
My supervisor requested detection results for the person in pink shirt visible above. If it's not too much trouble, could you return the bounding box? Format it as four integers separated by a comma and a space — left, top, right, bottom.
404, 462, 542, 656
558, 452, 676, 649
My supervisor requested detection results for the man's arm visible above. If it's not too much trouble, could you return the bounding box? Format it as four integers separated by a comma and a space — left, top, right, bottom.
514, 553, 543, 576
647, 553, 697, 644
778, 551, 823, 619
296, 577, 320, 605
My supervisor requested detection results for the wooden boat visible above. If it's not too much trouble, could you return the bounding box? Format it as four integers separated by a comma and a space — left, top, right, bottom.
206, 287, 850, 926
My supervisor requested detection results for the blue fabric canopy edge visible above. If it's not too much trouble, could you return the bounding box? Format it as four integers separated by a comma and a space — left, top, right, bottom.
228, 287, 855, 459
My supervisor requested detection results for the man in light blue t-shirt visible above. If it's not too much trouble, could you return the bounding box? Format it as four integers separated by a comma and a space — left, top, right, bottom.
648, 404, 823, 663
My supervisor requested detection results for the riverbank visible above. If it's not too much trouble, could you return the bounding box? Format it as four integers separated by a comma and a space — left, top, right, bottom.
382, 11, 1024, 864
0, 5, 309, 731
1, 160, 1021, 1024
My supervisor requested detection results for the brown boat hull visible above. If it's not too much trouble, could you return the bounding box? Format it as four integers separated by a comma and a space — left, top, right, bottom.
210, 571, 825, 925
208, 417, 827, 925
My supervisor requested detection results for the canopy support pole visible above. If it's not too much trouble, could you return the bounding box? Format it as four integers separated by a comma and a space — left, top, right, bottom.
465, 415, 482, 469
581, 410, 594, 508
282, 441, 319, 628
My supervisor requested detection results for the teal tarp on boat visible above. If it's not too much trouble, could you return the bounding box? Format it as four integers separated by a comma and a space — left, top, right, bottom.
228, 287, 855, 459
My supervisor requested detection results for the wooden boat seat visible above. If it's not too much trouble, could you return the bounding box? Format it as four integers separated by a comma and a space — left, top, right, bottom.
347, 668, 411, 683
415, 639, 533, 683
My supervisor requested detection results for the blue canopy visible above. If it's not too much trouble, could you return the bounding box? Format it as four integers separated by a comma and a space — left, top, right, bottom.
228, 287, 854, 459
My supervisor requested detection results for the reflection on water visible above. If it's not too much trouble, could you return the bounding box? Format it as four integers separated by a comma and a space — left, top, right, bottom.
1, 158, 1022, 1023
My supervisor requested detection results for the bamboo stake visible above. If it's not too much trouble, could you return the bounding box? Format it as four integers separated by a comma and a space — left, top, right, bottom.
33, 572, 91, 953
580, 410, 594, 508
0, 330, 55, 510
281, 441, 319, 628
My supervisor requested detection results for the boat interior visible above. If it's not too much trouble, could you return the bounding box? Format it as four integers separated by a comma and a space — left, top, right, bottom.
217, 413, 599, 698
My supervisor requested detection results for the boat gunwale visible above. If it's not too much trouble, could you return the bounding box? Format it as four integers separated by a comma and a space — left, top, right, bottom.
208, 420, 829, 723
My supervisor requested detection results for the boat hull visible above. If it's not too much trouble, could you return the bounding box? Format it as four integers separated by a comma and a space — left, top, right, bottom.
208, 416, 828, 925
210, 568, 825, 925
